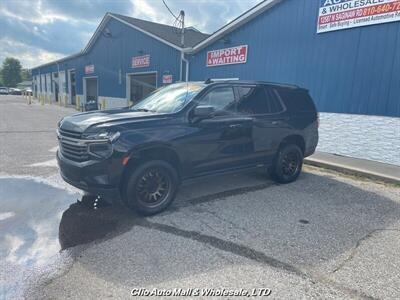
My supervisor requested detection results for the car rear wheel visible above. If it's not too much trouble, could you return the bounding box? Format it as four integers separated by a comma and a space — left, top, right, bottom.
124, 160, 178, 215
269, 144, 303, 183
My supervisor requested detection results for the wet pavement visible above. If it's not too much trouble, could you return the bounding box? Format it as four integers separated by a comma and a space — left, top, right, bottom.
0, 96, 79, 299
0, 171, 272, 299
0, 177, 76, 298
1, 96, 400, 299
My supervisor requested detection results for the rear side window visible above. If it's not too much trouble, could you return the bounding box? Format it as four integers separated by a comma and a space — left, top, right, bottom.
237, 86, 284, 115
266, 88, 285, 114
277, 89, 316, 113
237, 86, 269, 114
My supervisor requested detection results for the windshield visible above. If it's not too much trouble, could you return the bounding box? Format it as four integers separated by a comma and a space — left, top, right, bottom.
131, 82, 205, 113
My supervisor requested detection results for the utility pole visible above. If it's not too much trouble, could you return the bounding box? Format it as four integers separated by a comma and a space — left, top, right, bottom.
180, 10, 185, 48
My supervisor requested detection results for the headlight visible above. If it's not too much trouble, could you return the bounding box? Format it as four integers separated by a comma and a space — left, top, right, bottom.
83, 131, 120, 142
88, 142, 113, 159
83, 131, 120, 159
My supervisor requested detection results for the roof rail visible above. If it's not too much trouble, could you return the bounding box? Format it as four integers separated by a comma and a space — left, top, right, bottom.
263, 81, 300, 89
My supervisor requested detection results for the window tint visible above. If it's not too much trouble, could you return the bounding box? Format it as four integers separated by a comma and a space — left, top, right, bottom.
277, 89, 316, 112
267, 88, 285, 113
237, 86, 269, 114
201, 87, 236, 113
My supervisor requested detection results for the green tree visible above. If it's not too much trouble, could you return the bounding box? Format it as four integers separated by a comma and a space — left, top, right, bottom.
1, 57, 22, 87
21, 68, 32, 81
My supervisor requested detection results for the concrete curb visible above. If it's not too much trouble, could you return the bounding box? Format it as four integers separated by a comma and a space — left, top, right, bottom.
304, 158, 400, 185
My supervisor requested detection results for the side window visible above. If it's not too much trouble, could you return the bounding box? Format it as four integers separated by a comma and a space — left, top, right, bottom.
266, 88, 285, 114
277, 89, 316, 112
201, 87, 236, 114
237, 86, 269, 114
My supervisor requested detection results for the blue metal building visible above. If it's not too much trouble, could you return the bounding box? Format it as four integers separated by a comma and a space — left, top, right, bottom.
31, 13, 208, 108
32, 0, 400, 117
31, 0, 400, 165
187, 0, 400, 118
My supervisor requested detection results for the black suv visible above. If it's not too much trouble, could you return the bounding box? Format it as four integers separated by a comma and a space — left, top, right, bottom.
57, 81, 318, 215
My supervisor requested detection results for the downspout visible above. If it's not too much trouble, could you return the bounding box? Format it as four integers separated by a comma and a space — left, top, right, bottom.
38, 68, 41, 96
179, 52, 183, 81
57, 62, 60, 103
181, 51, 189, 82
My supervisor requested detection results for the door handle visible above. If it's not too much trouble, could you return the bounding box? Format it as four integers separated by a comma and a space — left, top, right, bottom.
229, 124, 243, 128
271, 120, 285, 125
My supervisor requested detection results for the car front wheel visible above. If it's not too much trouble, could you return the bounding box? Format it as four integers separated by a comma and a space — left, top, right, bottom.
124, 160, 178, 215
269, 144, 303, 183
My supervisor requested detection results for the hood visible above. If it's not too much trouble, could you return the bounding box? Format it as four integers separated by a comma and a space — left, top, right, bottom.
60, 108, 166, 132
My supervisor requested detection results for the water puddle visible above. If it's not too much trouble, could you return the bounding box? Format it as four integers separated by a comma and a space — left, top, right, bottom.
0, 171, 272, 298
0, 178, 78, 298
0, 176, 132, 298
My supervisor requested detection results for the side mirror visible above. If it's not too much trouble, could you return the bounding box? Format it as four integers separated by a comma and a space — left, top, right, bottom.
194, 105, 215, 118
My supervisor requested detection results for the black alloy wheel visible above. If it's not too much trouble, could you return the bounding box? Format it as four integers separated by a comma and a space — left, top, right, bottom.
124, 160, 178, 215
135, 168, 171, 207
269, 144, 303, 183
281, 151, 301, 177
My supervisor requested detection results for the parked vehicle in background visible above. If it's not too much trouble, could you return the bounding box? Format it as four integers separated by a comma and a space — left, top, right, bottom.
57, 80, 319, 215
9, 88, 22, 95
0, 87, 8, 95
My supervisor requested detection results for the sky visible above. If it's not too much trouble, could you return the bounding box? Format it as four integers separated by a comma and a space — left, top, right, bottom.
0, 0, 262, 69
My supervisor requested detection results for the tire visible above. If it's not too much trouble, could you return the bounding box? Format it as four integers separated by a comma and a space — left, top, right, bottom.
269, 144, 303, 184
123, 160, 179, 215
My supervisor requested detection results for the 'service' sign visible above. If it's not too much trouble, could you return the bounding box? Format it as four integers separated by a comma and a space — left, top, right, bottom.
317, 0, 400, 33
206, 45, 248, 67
85, 65, 94, 74
132, 55, 150, 68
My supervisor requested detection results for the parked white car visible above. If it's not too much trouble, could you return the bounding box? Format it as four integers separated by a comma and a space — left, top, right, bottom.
0, 87, 8, 95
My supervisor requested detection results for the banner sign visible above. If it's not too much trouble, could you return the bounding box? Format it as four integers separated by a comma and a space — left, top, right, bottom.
317, 0, 400, 33
132, 55, 150, 68
206, 45, 248, 67
162, 74, 173, 84
85, 65, 94, 74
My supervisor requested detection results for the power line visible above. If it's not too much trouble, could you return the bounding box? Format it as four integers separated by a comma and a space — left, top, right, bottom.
161, 0, 185, 47
162, 0, 179, 21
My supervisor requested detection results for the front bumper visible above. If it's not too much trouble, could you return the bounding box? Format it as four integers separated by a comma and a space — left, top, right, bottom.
57, 150, 122, 202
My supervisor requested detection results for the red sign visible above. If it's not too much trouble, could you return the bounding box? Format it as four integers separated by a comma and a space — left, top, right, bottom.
207, 45, 248, 67
162, 74, 173, 84
85, 65, 94, 74
132, 55, 150, 68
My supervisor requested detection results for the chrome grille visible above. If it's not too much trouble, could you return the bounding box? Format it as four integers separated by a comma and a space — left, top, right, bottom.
58, 130, 88, 162
58, 128, 82, 139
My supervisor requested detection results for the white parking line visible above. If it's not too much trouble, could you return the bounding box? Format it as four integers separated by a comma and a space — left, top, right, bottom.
28, 159, 58, 167
49, 146, 58, 153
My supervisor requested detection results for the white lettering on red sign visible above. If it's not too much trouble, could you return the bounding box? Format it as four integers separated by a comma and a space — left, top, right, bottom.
162, 74, 173, 84
206, 45, 248, 67
85, 65, 94, 74
132, 55, 150, 68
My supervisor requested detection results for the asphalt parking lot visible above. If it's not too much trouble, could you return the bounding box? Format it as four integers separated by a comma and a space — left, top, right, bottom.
1, 95, 399, 299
